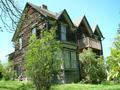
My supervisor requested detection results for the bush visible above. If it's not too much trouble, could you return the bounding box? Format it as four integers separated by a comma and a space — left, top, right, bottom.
0, 61, 3, 80
25, 28, 62, 90
2, 61, 16, 80
79, 49, 106, 84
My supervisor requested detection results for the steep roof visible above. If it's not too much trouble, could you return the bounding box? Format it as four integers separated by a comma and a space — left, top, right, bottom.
93, 25, 104, 39
28, 2, 58, 19
73, 15, 93, 36
12, 2, 74, 41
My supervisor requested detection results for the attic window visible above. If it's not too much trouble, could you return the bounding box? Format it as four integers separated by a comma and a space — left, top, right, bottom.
94, 35, 99, 40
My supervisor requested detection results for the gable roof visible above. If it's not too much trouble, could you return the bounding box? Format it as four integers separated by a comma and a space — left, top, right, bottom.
57, 9, 75, 28
73, 15, 93, 36
28, 2, 58, 19
93, 25, 104, 39
12, 3, 75, 41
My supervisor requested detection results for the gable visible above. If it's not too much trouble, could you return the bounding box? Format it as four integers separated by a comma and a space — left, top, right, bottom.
78, 16, 93, 36
57, 9, 75, 30
94, 25, 104, 39
12, 3, 29, 41
12, 3, 46, 41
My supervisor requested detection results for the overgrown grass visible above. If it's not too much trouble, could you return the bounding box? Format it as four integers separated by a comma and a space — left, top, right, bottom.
0, 80, 120, 90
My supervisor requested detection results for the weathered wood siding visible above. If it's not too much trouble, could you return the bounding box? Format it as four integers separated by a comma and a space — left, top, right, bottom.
78, 37, 101, 50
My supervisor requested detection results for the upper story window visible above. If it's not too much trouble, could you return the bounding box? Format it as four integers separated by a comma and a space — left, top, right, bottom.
94, 35, 99, 40
19, 35, 23, 50
32, 27, 40, 38
61, 24, 67, 41
32, 28, 36, 35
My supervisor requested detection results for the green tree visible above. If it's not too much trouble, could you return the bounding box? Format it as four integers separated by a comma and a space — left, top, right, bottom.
2, 61, 16, 80
107, 31, 120, 82
0, 61, 3, 80
79, 48, 106, 84
25, 28, 62, 90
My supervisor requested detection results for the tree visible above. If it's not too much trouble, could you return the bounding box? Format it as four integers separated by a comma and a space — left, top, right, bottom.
0, 61, 3, 80
0, 0, 21, 32
79, 48, 106, 84
2, 61, 16, 80
25, 27, 62, 90
107, 31, 120, 82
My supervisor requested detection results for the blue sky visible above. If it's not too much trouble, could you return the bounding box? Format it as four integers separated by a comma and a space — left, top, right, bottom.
0, 0, 120, 63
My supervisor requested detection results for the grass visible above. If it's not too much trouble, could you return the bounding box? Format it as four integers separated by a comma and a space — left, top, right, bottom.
51, 84, 120, 90
0, 80, 120, 90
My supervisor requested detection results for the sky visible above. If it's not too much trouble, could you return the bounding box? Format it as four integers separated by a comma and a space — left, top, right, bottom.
0, 0, 120, 64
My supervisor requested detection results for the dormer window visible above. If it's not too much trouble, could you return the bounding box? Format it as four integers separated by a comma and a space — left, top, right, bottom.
61, 24, 66, 41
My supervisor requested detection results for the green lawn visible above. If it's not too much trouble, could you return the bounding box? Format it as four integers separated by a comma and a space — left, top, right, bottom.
0, 81, 120, 90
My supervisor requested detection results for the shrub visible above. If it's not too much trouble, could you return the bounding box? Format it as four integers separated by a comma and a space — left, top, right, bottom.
0, 61, 3, 80
25, 28, 62, 90
79, 49, 106, 84
2, 61, 16, 80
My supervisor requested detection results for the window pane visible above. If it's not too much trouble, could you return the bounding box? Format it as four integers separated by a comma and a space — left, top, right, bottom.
71, 51, 77, 68
19, 37, 22, 49
61, 25, 66, 41
32, 28, 36, 35
64, 50, 70, 69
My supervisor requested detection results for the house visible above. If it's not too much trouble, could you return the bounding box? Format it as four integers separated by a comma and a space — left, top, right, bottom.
9, 2, 104, 83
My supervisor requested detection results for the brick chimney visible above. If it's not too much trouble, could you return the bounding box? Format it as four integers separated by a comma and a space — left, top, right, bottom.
42, 4, 47, 10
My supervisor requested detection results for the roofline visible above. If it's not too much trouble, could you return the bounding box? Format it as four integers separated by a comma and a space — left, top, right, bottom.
77, 15, 93, 36
95, 25, 105, 39
57, 9, 75, 28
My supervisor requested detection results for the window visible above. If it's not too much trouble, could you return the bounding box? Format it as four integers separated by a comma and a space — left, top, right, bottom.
61, 24, 66, 41
19, 35, 23, 50
63, 50, 77, 69
64, 50, 71, 68
71, 51, 77, 68
15, 64, 22, 76
32, 28, 36, 35
32, 28, 41, 38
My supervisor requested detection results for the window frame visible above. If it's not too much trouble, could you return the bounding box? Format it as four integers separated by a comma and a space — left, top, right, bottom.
61, 24, 67, 41
63, 49, 77, 69
31, 27, 41, 39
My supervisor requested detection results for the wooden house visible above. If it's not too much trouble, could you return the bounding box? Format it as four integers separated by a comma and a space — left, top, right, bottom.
9, 3, 104, 83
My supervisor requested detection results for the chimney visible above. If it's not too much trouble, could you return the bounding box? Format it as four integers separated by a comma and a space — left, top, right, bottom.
42, 4, 47, 10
